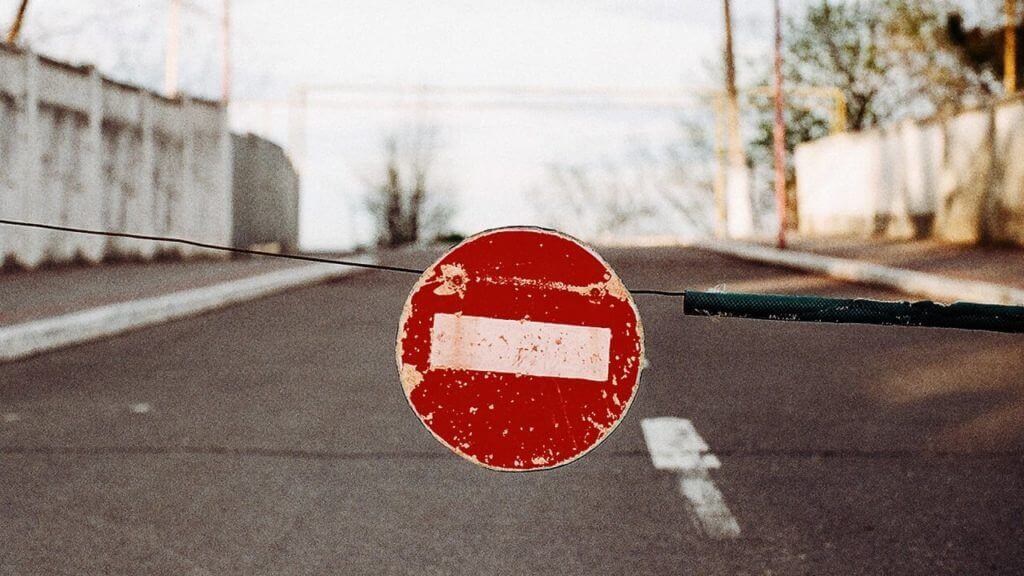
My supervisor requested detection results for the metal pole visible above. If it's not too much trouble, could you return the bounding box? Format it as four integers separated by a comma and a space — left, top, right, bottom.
263, 102, 273, 137
221, 0, 231, 103
288, 86, 308, 174
773, 0, 787, 249
4, 0, 29, 44
165, 0, 181, 97
713, 94, 727, 232
1007, 0, 1018, 94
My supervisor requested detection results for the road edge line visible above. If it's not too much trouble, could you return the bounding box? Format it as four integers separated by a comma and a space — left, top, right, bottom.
693, 239, 1024, 306
0, 258, 376, 362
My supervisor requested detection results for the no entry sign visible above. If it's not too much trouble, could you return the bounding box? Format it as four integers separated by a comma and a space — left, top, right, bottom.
396, 228, 644, 471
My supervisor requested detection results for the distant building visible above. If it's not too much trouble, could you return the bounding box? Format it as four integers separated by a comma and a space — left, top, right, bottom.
231, 133, 300, 252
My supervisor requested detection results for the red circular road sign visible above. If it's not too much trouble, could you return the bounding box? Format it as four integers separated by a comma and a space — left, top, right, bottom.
396, 227, 644, 471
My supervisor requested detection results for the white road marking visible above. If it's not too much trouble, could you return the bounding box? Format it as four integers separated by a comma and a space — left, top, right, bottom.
429, 313, 611, 381
641, 417, 740, 539
0, 260, 374, 363
2, 412, 21, 423
129, 403, 152, 414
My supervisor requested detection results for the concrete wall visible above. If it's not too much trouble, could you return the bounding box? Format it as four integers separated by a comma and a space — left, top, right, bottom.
231, 133, 299, 251
0, 45, 232, 268
795, 96, 1024, 246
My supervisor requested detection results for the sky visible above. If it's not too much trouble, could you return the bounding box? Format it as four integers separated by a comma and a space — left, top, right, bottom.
4, 0, 790, 249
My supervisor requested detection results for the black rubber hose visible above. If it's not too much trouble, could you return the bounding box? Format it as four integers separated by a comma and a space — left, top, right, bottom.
683, 291, 1024, 334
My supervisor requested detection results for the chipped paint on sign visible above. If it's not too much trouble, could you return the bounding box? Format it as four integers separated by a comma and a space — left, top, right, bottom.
400, 363, 424, 394
432, 263, 469, 298
475, 274, 630, 302
396, 227, 644, 472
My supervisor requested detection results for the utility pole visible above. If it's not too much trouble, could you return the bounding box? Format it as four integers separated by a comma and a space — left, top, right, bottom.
716, 0, 736, 238
773, 0, 787, 249
4, 0, 29, 44
221, 0, 231, 103
165, 0, 181, 97
720, 0, 754, 239
164, 1, 230, 101
288, 86, 309, 174
1007, 0, 1018, 94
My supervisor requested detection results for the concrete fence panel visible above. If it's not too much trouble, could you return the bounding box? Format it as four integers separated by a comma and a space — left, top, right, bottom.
0, 45, 232, 268
796, 97, 1024, 247
794, 131, 880, 236
994, 101, 1024, 242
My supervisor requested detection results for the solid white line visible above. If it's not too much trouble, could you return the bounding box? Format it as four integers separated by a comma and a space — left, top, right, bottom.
0, 258, 374, 362
429, 313, 611, 381
641, 417, 740, 539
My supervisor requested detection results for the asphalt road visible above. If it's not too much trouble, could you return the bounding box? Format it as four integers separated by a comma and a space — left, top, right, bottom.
1, 247, 1022, 575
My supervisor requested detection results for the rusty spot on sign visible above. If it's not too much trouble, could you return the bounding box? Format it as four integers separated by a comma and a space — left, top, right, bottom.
433, 263, 469, 298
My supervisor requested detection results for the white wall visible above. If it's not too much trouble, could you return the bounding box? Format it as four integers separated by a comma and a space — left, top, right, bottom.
0, 45, 232, 268
795, 96, 1024, 246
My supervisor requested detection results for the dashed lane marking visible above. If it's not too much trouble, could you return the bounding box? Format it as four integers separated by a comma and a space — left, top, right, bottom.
641, 417, 740, 539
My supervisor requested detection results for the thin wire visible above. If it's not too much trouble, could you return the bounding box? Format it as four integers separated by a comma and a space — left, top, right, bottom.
0, 218, 688, 296
630, 289, 687, 297
0, 219, 425, 275
7, 221, 1016, 333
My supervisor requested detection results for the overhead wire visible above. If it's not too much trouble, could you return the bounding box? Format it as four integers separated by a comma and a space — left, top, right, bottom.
0, 219, 424, 275
0, 218, 691, 293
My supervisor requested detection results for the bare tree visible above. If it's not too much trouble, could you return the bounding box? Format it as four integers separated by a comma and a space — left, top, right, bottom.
365, 125, 455, 247
529, 126, 716, 240
3, 0, 29, 44
7, 1, 221, 99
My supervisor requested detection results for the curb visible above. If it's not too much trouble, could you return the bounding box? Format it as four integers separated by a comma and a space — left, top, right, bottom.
693, 239, 1024, 306
0, 258, 375, 362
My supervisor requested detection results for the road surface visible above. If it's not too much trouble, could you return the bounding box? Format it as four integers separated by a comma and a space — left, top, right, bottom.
1, 247, 1022, 574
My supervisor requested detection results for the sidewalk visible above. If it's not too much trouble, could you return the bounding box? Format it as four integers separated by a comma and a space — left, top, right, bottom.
1, 257, 306, 326
781, 237, 1024, 291
0, 254, 370, 361
695, 235, 1024, 306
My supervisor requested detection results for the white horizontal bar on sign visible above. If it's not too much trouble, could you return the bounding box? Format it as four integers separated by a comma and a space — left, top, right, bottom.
428, 313, 611, 382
